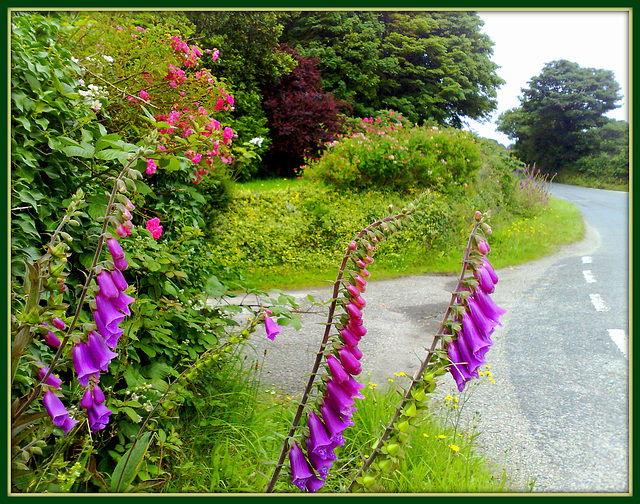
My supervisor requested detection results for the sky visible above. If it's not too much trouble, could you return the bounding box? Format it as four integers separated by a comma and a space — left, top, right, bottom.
464, 10, 630, 145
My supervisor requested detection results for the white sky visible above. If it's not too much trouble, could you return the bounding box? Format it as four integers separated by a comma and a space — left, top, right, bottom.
464, 10, 630, 145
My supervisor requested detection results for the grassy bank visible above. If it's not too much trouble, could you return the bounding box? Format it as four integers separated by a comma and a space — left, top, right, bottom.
209, 178, 585, 291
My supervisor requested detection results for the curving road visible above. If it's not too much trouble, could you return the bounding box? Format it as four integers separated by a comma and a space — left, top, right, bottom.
241, 183, 630, 494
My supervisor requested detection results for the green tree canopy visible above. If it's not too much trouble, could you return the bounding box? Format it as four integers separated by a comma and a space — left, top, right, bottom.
280, 11, 504, 126
497, 59, 623, 173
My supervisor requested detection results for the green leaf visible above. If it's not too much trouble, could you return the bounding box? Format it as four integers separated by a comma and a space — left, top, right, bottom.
95, 149, 129, 161
204, 276, 226, 297
109, 431, 152, 492
62, 144, 94, 158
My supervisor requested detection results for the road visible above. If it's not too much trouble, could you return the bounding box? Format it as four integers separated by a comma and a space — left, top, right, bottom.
240, 183, 630, 494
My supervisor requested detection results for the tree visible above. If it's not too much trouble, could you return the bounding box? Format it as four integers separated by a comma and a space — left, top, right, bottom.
281, 11, 504, 126
497, 59, 622, 173
262, 47, 349, 177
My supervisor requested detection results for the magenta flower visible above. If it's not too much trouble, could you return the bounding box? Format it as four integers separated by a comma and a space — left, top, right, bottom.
345, 344, 363, 361
93, 309, 124, 349
339, 375, 365, 400
474, 266, 495, 294
348, 322, 366, 337
146, 158, 157, 175
41, 323, 61, 347
264, 315, 281, 341
289, 442, 314, 491
446, 340, 476, 392
223, 126, 234, 144
145, 217, 163, 240
38, 366, 62, 389
87, 401, 112, 432
325, 379, 355, 416
97, 270, 119, 299
111, 290, 135, 316
466, 297, 498, 337
73, 343, 101, 387
473, 287, 506, 323
320, 401, 350, 444
340, 327, 359, 347
307, 440, 335, 479
95, 293, 126, 332
455, 329, 485, 375
307, 410, 333, 459
86, 331, 119, 372
43, 389, 75, 432
481, 256, 499, 284
52, 317, 66, 331
109, 268, 128, 292
326, 354, 349, 383
140, 89, 149, 100
338, 347, 361, 375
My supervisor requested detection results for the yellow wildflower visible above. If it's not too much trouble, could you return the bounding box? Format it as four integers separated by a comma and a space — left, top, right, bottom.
449, 444, 460, 452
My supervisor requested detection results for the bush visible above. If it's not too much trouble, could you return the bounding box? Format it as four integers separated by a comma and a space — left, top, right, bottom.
304, 110, 483, 192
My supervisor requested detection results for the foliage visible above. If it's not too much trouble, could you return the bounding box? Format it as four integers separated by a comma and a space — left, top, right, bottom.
304, 110, 483, 192
496, 59, 623, 173
280, 11, 504, 126
262, 46, 350, 177
10, 11, 296, 493
571, 118, 629, 183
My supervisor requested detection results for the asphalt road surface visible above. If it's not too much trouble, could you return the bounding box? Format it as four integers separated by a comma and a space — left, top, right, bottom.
239, 183, 630, 494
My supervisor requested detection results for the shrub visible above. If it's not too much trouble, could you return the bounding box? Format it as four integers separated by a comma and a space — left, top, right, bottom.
304, 111, 482, 192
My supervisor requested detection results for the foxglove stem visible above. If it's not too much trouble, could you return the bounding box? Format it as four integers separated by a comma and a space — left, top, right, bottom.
346, 219, 483, 492
265, 204, 421, 493
12, 154, 141, 425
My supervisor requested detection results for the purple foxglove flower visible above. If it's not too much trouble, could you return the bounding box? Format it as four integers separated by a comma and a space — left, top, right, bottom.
43, 329, 61, 347
61, 416, 78, 435
95, 293, 125, 332
113, 256, 128, 271
346, 345, 363, 361
111, 290, 135, 316
38, 367, 62, 390
477, 238, 491, 255
327, 354, 350, 383
345, 302, 362, 319
360, 268, 370, 278
289, 442, 314, 491
340, 375, 365, 400
447, 340, 475, 392
104, 327, 124, 349
482, 257, 499, 284
52, 317, 66, 330
81, 388, 94, 409
467, 297, 498, 336
107, 237, 125, 260
97, 270, 119, 299
326, 380, 355, 416
88, 401, 112, 432
338, 347, 362, 376
43, 389, 70, 427
319, 402, 349, 445
86, 331, 119, 372
345, 284, 361, 297
353, 274, 367, 292
306, 475, 326, 493
307, 444, 334, 479
109, 268, 128, 291
351, 294, 366, 309
474, 266, 495, 294
348, 322, 367, 337
455, 330, 485, 375
462, 309, 493, 346
264, 315, 281, 341
340, 327, 360, 347
307, 410, 333, 459
473, 287, 506, 323
93, 385, 106, 404
73, 343, 101, 387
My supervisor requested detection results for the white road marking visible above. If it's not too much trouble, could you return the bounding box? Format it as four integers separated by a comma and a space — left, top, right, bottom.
608, 329, 628, 358
582, 256, 593, 264
583, 270, 597, 283
589, 293, 610, 312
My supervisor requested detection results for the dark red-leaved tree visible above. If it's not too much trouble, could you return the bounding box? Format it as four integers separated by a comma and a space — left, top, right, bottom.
262, 45, 350, 177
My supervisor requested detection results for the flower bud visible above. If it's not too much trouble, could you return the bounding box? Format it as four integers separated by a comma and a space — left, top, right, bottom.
475, 210, 482, 221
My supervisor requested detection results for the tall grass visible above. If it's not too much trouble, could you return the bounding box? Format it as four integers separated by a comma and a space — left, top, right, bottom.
165, 357, 517, 493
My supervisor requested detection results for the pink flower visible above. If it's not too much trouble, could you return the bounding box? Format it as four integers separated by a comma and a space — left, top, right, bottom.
211, 49, 219, 62
140, 89, 149, 100
223, 127, 234, 144
146, 158, 157, 175
146, 218, 163, 240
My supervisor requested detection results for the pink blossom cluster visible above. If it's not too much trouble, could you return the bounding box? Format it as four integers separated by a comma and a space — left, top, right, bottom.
170, 35, 203, 67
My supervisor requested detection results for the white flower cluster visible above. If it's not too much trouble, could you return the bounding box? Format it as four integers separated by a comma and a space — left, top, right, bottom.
249, 136, 264, 147
78, 82, 108, 112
